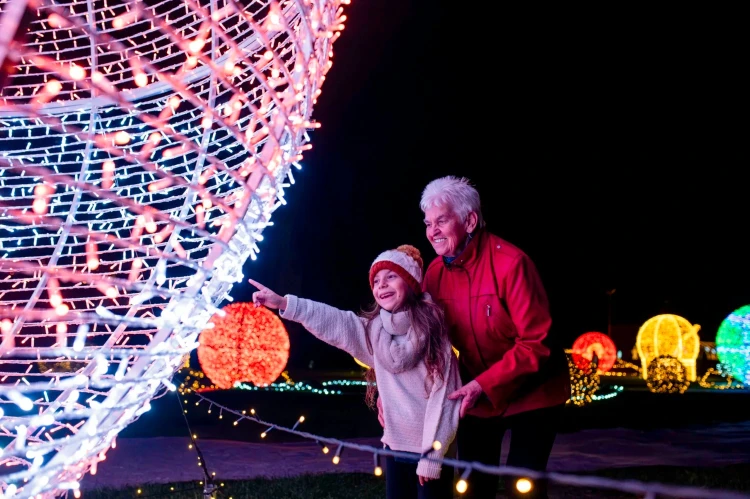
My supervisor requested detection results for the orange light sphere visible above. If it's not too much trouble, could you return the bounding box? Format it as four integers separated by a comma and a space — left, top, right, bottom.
571, 332, 617, 373
198, 302, 290, 389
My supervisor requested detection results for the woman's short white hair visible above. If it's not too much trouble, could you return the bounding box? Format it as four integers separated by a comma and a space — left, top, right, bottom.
420, 176, 484, 227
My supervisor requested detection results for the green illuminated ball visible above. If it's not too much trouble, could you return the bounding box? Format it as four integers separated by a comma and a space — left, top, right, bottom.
716, 305, 750, 384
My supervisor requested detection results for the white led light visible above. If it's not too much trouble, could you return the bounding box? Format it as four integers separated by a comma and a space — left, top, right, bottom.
0, 0, 350, 495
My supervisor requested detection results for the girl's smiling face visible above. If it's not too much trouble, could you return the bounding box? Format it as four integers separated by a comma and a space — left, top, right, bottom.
371, 268, 409, 312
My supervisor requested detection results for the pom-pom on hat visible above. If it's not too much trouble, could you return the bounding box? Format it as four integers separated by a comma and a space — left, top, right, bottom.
369, 245, 424, 295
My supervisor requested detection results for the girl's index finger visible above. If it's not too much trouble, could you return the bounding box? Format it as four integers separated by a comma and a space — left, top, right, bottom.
247, 278, 266, 290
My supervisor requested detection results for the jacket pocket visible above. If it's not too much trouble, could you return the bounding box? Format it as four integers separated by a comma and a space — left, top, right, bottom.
476, 294, 516, 346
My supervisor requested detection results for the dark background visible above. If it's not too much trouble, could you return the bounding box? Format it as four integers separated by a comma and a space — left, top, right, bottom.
230, 3, 746, 372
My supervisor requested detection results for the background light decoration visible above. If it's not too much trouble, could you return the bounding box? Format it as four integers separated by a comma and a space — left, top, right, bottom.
636, 314, 700, 381
566, 355, 600, 406
571, 332, 617, 373
715, 305, 750, 385
197, 302, 289, 389
646, 355, 690, 394
0, 0, 349, 495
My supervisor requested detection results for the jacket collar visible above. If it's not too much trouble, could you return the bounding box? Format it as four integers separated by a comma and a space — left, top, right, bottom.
443, 228, 484, 269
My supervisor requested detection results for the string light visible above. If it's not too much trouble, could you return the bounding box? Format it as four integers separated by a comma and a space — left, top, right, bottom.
601, 357, 642, 377
566, 355, 601, 406
0, 0, 351, 494
332, 445, 343, 465
516, 478, 533, 494
698, 366, 745, 390
456, 467, 471, 494
373, 453, 382, 477
181, 391, 745, 499
291, 416, 305, 430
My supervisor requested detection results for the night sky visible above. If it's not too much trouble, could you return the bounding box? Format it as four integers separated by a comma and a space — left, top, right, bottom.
232, 2, 747, 371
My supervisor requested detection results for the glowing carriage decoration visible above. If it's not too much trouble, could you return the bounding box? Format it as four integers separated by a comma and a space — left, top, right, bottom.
636, 314, 700, 382
0, 0, 349, 495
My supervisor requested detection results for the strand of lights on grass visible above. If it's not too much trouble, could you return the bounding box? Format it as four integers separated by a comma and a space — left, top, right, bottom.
591, 385, 623, 401
0, 0, 351, 495
133, 483, 219, 499
321, 379, 373, 387
175, 360, 373, 396
600, 357, 642, 377
174, 394, 220, 499
698, 366, 745, 390
233, 381, 344, 395
191, 391, 749, 499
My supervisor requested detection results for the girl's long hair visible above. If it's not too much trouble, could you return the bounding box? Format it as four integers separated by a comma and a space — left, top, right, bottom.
359, 289, 449, 409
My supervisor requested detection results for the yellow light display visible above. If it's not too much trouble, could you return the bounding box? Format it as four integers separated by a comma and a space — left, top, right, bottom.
646, 355, 690, 394
636, 314, 700, 381
698, 367, 746, 390
566, 355, 600, 406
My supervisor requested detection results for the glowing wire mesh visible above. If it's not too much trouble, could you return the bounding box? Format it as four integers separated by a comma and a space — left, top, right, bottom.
0, 0, 348, 495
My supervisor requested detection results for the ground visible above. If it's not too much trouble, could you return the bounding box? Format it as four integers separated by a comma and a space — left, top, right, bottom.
80, 379, 750, 498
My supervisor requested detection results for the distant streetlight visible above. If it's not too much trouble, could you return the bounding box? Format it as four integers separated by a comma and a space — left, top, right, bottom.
606, 289, 616, 336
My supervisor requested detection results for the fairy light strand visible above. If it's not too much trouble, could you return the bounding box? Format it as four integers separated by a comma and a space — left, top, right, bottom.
192, 391, 748, 499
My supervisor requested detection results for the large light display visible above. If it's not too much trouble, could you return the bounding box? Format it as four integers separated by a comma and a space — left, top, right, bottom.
716, 305, 750, 384
571, 332, 617, 373
636, 314, 700, 381
197, 302, 289, 389
0, 0, 349, 496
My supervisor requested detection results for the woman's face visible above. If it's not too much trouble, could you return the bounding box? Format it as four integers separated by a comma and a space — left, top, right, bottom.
372, 269, 409, 312
424, 204, 470, 257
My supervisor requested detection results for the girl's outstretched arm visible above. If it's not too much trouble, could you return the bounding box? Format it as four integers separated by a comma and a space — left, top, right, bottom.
249, 279, 375, 366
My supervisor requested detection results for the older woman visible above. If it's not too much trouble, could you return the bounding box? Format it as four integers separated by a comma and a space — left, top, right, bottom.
420, 176, 570, 499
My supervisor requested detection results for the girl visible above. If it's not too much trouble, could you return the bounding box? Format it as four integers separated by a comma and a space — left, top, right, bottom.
249, 244, 461, 499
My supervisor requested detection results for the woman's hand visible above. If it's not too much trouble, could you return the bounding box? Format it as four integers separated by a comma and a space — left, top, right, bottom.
448, 379, 483, 418
248, 279, 288, 310
418, 475, 434, 486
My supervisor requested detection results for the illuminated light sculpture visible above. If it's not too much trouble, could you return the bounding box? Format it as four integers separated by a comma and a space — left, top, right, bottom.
646, 355, 690, 394
566, 355, 600, 406
636, 314, 700, 382
0, 0, 350, 495
715, 305, 750, 384
571, 332, 617, 373
197, 302, 289, 389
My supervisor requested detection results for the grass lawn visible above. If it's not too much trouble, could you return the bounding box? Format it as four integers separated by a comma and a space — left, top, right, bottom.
83, 464, 750, 498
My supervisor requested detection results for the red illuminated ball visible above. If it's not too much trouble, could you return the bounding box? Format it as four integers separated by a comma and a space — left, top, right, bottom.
198, 302, 290, 389
572, 332, 617, 373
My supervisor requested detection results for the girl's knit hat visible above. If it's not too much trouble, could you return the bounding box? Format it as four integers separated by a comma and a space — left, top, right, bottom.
369, 245, 424, 295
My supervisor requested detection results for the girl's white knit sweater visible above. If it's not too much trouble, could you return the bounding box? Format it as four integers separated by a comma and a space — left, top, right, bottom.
280, 295, 461, 478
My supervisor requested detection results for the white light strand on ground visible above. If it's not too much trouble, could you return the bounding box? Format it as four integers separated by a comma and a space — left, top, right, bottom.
0, 0, 350, 496
194, 392, 750, 499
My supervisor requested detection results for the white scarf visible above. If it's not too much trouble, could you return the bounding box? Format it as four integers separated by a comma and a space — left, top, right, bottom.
373, 307, 426, 374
